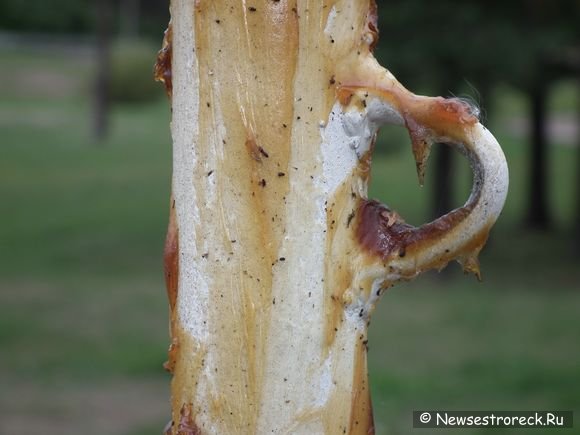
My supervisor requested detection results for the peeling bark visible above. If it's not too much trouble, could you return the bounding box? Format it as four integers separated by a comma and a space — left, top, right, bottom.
157, 1, 509, 434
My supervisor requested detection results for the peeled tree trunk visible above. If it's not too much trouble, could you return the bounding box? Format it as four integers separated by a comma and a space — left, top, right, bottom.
155, 1, 509, 434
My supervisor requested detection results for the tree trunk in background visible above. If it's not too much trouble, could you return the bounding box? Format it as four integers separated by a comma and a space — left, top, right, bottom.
527, 81, 551, 229
120, 0, 140, 38
431, 146, 455, 219
93, 0, 112, 142
576, 78, 580, 254
431, 83, 458, 221
157, 1, 508, 434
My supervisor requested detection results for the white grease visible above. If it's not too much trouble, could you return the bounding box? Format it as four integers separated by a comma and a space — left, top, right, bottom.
320, 98, 403, 196
171, 0, 210, 342
323, 6, 338, 36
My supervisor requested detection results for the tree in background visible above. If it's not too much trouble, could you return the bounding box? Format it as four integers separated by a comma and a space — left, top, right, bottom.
0, 0, 91, 34
577, 77, 580, 253
0, 0, 168, 39
375, 0, 579, 229
93, 0, 113, 142
527, 78, 551, 229
119, 0, 140, 38
3, 0, 578, 229
374, 1, 510, 220
506, 0, 579, 229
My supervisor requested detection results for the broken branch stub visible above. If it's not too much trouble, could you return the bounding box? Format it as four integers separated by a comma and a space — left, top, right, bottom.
156, 1, 508, 434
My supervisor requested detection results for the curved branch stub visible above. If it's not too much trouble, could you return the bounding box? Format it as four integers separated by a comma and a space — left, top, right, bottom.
342, 76, 509, 283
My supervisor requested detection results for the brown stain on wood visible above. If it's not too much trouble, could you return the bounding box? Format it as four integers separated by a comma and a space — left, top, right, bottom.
170, 331, 207, 435
245, 133, 262, 162
355, 198, 491, 279
164, 195, 179, 312
349, 339, 374, 435
154, 23, 173, 98
164, 195, 179, 374
323, 177, 357, 349
356, 199, 470, 261
364, 0, 379, 52
164, 336, 179, 374
176, 403, 202, 435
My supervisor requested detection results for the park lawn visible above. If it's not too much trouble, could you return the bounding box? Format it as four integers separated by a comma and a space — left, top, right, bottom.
0, 47, 578, 434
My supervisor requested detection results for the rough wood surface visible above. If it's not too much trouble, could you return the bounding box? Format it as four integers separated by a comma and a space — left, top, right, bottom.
156, 1, 509, 434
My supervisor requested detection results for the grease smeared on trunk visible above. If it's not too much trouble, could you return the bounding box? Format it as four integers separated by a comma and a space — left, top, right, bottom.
163, 0, 507, 433
164, 196, 179, 312
338, 84, 479, 185
335, 80, 489, 280
164, 195, 179, 374
155, 24, 173, 98
357, 199, 471, 261
177, 403, 202, 435
349, 339, 374, 435
170, 332, 207, 435
364, 0, 379, 52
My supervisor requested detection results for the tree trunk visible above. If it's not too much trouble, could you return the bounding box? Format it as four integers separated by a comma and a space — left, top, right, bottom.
93, 0, 113, 142
431, 146, 455, 219
120, 0, 140, 38
576, 78, 580, 254
157, 1, 509, 434
430, 83, 458, 278
526, 81, 551, 229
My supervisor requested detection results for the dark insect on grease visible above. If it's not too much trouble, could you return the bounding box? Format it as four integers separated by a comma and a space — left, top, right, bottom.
346, 210, 355, 228
258, 146, 269, 158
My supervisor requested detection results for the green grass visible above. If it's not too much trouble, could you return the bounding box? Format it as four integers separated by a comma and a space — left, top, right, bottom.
0, 46, 578, 435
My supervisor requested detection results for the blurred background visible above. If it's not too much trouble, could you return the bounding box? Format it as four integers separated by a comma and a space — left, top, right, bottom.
0, 1, 578, 434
